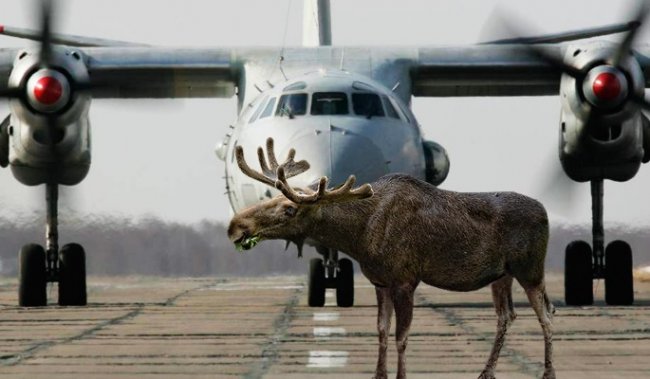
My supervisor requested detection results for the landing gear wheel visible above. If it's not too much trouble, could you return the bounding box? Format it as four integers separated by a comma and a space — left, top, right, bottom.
605, 240, 634, 306
565, 240, 593, 306
58, 243, 87, 306
336, 258, 354, 307
308, 258, 326, 307
19, 244, 47, 307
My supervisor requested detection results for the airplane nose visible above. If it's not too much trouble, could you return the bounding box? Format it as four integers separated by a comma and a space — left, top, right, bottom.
281, 129, 389, 188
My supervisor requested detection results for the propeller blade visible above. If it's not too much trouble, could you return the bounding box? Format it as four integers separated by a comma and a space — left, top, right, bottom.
630, 92, 650, 111
536, 155, 584, 217
0, 87, 22, 98
613, 1, 650, 66
522, 44, 583, 78
0, 114, 9, 168
482, 11, 583, 78
38, 0, 54, 66
481, 21, 638, 45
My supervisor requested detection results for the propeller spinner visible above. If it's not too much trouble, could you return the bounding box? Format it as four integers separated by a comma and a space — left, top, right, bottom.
26, 69, 70, 113
582, 66, 628, 109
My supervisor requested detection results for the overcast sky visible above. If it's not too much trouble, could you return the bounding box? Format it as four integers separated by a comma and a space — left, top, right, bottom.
1, 0, 650, 227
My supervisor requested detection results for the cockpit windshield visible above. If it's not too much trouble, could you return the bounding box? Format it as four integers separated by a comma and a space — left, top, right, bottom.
276, 93, 308, 118
311, 92, 348, 115
352, 93, 385, 118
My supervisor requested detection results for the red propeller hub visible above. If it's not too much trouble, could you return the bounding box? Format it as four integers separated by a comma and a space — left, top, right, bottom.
592, 72, 622, 102
26, 69, 71, 113
33, 76, 63, 105
582, 66, 628, 109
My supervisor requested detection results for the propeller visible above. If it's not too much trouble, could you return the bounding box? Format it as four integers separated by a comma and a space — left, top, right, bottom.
0, 0, 87, 207
496, 2, 650, 116
0, 0, 96, 170
486, 1, 650, 210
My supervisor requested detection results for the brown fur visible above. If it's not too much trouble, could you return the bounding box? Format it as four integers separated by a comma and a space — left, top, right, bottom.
229, 173, 555, 379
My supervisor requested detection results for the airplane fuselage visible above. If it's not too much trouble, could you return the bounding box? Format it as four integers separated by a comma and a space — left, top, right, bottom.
219, 68, 436, 213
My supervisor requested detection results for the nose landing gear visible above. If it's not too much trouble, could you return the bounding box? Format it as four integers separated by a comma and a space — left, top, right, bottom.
18, 183, 87, 307
308, 247, 354, 307
564, 180, 634, 306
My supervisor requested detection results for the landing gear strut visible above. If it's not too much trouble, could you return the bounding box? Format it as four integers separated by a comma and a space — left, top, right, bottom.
18, 183, 87, 307
308, 247, 354, 307
564, 179, 634, 306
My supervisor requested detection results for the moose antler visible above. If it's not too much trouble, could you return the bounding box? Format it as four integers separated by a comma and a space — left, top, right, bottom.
236, 137, 373, 205
275, 167, 373, 205
235, 138, 310, 187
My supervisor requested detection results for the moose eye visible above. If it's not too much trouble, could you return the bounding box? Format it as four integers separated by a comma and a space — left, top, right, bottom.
284, 206, 297, 217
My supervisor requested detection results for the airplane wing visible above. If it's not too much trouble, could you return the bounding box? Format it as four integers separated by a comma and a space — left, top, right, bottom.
83, 48, 237, 98
0, 46, 239, 99
409, 45, 562, 97
0, 43, 647, 100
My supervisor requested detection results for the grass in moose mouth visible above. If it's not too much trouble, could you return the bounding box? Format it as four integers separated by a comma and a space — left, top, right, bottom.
235, 235, 262, 252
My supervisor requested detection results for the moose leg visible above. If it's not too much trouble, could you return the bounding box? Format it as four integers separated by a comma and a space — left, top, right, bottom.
479, 275, 516, 379
525, 281, 555, 379
392, 283, 416, 379
374, 286, 393, 379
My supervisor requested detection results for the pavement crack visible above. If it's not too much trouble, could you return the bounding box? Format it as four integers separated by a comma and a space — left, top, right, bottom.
0, 279, 224, 367
0, 306, 143, 367
243, 282, 305, 379
417, 294, 541, 378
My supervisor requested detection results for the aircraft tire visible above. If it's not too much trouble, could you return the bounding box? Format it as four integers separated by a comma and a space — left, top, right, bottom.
605, 240, 634, 306
19, 244, 47, 307
58, 243, 87, 306
565, 240, 593, 306
336, 258, 354, 307
308, 258, 326, 307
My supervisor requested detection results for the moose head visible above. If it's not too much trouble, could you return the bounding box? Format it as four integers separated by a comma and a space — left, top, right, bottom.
227, 138, 373, 252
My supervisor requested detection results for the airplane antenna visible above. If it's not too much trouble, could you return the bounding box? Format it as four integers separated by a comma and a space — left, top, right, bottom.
278, 0, 293, 81
279, 56, 288, 80
339, 48, 345, 70
392, 82, 401, 92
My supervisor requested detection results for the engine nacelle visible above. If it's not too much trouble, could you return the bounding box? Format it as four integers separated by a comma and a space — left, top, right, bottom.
6, 47, 92, 185
560, 42, 645, 126
422, 140, 449, 186
558, 42, 646, 182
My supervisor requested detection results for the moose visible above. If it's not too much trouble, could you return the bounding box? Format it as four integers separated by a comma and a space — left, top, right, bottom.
228, 138, 555, 379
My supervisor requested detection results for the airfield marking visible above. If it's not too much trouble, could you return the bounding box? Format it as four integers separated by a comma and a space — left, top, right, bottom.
313, 326, 347, 338
313, 312, 340, 321
306, 350, 350, 368
307, 291, 350, 369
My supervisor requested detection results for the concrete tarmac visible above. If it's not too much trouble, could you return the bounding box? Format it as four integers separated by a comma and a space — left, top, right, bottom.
0, 273, 649, 378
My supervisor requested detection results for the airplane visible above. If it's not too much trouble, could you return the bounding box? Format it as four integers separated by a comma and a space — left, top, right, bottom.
1, 0, 649, 307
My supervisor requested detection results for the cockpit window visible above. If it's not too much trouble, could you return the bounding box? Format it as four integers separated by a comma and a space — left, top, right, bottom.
248, 96, 268, 123
259, 97, 276, 119
311, 92, 349, 115
352, 93, 385, 118
396, 102, 412, 124
382, 95, 400, 119
276, 93, 308, 118
283, 81, 307, 91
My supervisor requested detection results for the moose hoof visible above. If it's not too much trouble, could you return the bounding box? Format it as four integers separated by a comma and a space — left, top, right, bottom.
542, 368, 556, 379
477, 371, 495, 379
372, 373, 388, 379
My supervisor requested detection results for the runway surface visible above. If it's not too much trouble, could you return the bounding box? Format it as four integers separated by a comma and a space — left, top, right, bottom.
0, 273, 649, 378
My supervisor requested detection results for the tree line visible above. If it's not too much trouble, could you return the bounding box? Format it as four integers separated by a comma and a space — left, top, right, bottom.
0, 214, 648, 276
